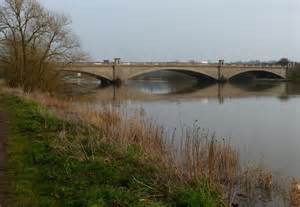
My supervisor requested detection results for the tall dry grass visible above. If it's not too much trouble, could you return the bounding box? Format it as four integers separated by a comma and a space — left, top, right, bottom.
0, 86, 297, 205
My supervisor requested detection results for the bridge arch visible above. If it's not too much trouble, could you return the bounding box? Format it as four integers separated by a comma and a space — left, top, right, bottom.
227, 69, 285, 81
127, 68, 218, 81
61, 70, 113, 83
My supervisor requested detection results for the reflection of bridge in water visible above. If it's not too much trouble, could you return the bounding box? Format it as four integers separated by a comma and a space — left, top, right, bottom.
74, 82, 291, 104
63, 63, 288, 84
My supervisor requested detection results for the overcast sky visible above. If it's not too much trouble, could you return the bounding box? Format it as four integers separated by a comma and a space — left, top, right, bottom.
41, 0, 300, 62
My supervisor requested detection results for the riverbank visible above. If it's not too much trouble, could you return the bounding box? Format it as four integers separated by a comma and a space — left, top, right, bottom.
0, 110, 8, 206
2, 85, 299, 206
0, 93, 225, 206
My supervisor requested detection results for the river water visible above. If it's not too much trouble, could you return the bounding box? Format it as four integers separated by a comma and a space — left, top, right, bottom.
65, 73, 300, 181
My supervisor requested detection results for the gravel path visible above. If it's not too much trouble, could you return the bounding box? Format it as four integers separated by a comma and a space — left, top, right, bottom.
0, 111, 7, 207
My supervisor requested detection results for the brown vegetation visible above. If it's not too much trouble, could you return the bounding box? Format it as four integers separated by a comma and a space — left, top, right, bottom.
290, 179, 300, 206
0, 0, 83, 92
1, 86, 296, 205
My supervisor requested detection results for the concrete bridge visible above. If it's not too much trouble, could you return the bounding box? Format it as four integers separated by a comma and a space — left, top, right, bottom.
63, 63, 288, 84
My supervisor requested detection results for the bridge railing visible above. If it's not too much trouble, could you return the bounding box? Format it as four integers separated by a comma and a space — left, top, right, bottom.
69, 62, 286, 70
224, 64, 284, 69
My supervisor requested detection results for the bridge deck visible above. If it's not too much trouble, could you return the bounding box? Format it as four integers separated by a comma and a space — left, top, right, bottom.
63, 63, 287, 82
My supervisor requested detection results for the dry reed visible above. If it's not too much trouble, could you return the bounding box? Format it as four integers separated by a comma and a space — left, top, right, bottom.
0, 86, 296, 205
290, 179, 300, 207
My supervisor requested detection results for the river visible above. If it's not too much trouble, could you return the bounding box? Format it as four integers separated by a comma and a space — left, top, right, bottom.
65, 74, 300, 181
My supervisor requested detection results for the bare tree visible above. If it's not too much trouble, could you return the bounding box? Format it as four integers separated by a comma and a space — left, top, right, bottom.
0, 0, 83, 91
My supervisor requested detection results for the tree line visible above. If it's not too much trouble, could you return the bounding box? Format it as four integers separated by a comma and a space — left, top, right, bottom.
0, 0, 83, 92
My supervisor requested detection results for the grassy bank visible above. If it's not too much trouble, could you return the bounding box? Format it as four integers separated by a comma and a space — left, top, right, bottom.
1, 93, 224, 206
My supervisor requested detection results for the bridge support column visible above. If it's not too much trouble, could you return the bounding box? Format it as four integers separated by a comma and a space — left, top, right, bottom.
218, 60, 226, 82
286, 62, 296, 80
218, 83, 224, 104
112, 58, 122, 85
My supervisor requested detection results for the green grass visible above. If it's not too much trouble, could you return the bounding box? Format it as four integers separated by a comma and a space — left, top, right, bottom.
0, 94, 224, 207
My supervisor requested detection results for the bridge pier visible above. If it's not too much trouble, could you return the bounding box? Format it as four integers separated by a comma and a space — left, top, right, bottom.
217, 60, 228, 83
218, 60, 224, 81
111, 78, 122, 86
285, 62, 297, 80
218, 83, 224, 104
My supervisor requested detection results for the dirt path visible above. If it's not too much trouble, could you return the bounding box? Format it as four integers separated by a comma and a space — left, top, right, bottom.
0, 111, 7, 207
